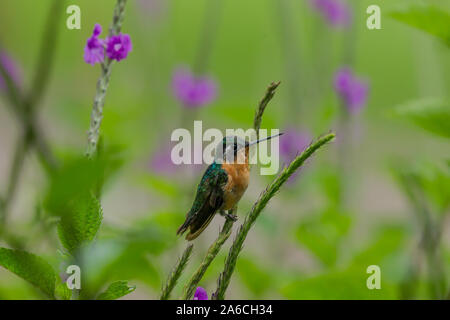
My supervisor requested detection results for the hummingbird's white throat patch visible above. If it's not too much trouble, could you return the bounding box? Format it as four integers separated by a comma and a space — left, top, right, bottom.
170, 121, 281, 175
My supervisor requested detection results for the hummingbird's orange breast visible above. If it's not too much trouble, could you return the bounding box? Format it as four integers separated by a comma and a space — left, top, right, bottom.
221, 163, 250, 210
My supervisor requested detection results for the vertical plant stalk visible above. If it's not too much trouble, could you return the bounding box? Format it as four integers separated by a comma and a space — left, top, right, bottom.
212, 133, 335, 300
274, 0, 304, 122
178, 0, 222, 131
193, 0, 222, 75
0, 55, 57, 172
86, 0, 128, 158
253, 81, 280, 138
160, 244, 194, 300
27, 0, 65, 108
397, 171, 447, 299
0, 135, 28, 224
337, 0, 360, 209
181, 218, 233, 300
0, 0, 62, 226
337, 104, 351, 208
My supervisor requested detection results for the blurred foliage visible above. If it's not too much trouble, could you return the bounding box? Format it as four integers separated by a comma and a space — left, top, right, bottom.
281, 267, 397, 299
0, 0, 449, 300
392, 98, 450, 139
0, 248, 57, 298
390, 4, 450, 46
236, 256, 274, 298
97, 280, 136, 300
295, 209, 351, 267
57, 193, 103, 254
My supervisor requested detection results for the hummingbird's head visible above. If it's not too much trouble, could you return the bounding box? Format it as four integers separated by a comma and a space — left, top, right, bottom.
216, 136, 247, 163
215, 133, 283, 164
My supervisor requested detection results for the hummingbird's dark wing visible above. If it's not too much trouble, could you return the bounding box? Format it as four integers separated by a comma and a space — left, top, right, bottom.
177, 163, 228, 241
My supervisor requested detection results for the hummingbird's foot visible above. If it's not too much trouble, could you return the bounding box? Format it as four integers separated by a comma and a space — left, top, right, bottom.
220, 210, 238, 222
225, 212, 238, 222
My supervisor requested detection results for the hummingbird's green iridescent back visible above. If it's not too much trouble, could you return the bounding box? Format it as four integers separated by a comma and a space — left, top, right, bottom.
177, 161, 228, 240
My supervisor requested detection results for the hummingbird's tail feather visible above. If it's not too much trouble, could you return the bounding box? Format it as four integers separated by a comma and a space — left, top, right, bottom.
177, 179, 224, 241
176, 217, 192, 236
185, 213, 216, 241
183, 194, 220, 241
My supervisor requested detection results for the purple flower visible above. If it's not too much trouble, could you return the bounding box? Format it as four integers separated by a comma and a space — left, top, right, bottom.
84, 24, 105, 66
334, 67, 369, 114
0, 51, 22, 90
172, 67, 217, 108
193, 287, 208, 300
310, 0, 352, 27
150, 144, 177, 174
280, 129, 311, 184
106, 33, 132, 62
150, 143, 204, 175
280, 128, 312, 163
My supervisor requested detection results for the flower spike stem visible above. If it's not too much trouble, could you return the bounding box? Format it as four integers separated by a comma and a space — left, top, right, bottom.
160, 244, 194, 300
86, 0, 128, 158
182, 218, 234, 300
212, 132, 335, 300
0, 0, 62, 226
253, 81, 280, 137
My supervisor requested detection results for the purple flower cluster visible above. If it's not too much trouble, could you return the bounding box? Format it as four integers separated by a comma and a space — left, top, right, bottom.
0, 51, 22, 90
193, 287, 208, 300
150, 143, 204, 175
84, 24, 132, 65
279, 128, 311, 184
280, 128, 311, 163
334, 68, 369, 114
172, 67, 217, 108
310, 0, 352, 27
106, 33, 132, 62
150, 144, 176, 175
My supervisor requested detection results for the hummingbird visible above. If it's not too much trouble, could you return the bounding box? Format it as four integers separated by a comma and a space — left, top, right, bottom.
177, 133, 283, 241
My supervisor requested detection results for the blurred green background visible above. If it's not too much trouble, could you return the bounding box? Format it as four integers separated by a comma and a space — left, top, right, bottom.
0, 0, 449, 299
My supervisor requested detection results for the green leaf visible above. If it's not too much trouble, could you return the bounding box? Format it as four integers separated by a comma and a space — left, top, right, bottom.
417, 162, 450, 216
97, 281, 136, 300
55, 282, 72, 300
138, 173, 180, 198
281, 268, 397, 299
391, 161, 450, 217
351, 224, 408, 268
237, 256, 273, 297
57, 193, 103, 254
0, 248, 57, 298
392, 98, 450, 138
295, 209, 351, 267
44, 148, 123, 217
390, 5, 450, 46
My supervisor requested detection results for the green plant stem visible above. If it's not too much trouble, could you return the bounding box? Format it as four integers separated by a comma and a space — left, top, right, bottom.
86, 0, 128, 158
274, 0, 303, 122
0, 0, 62, 227
253, 81, 280, 138
0, 135, 28, 224
160, 244, 194, 300
193, 0, 222, 75
182, 218, 234, 300
397, 171, 447, 299
212, 133, 335, 300
27, 0, 65, 109
0, 60, 57, 172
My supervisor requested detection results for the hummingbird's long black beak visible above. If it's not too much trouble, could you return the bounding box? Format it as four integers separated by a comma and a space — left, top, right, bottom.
246, 132, 283, 147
